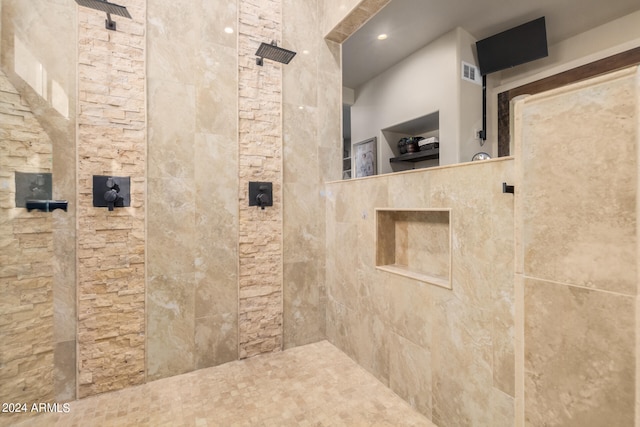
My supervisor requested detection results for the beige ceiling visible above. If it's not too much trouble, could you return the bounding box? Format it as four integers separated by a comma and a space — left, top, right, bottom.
342, 0, 640, 88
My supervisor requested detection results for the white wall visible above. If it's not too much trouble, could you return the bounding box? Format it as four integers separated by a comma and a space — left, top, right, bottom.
350, 27, 486, 173
351, 29, 460, 173
457, 27, 485, 163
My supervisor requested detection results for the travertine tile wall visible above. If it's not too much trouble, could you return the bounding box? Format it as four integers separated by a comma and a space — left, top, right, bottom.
76, 1, 146, 397
0, 68, 54, 411
1, 0, 341, 402
281, 0, 342, 348
146, 0, 239, 379
1, 0, 338, 401
325, 158, 516, 426
514, 67, 638, 426
146, 0, 337, 376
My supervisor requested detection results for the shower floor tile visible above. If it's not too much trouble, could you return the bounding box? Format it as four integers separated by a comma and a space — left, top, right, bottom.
10, 341, 434, 426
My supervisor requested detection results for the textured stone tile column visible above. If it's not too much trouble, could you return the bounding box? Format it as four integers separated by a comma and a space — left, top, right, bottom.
238, 0, 284, 358
76, 1, 146, 397
0, 69, 55, 407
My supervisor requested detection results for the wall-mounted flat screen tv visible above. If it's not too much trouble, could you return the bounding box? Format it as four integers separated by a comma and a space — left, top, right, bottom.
476, 17, 548, 76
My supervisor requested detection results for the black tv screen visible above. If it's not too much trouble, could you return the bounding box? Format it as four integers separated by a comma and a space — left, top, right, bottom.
476, 17, 548, 75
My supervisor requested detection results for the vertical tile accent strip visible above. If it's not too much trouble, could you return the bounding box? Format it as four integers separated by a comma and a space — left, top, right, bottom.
237, 0, 284, 358
76, 1, 147, 397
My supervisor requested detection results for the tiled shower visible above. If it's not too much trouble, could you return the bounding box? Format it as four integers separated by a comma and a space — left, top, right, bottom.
1, 0, 639, 426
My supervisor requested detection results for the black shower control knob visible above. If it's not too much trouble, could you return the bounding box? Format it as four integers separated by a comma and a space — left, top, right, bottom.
104, 189, 118, 203
257, 192, 270, 205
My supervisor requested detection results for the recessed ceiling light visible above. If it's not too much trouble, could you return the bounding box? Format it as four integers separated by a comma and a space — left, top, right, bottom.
377, 33, 388, 40
302, 50, 310, 55
224, 27, 234, 34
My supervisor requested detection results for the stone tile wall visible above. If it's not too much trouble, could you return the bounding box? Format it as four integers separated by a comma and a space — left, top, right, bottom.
146, 0, 239, 380
325, 158, 516, 426
0, 69, 54, 411
514, 66, 638, 426
146, 0, 332, 367
76, 1, 146, 397
237, 0, 284, 359
282, 0, 338, 349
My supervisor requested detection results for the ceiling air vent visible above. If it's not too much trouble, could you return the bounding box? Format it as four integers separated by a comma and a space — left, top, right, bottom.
461, 61, 481, 85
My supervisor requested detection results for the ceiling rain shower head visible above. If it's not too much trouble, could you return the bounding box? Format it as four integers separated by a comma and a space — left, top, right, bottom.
255, 41, 296, 66
75, 0, 131, 31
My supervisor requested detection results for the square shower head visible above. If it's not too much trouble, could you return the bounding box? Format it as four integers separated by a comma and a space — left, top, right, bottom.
255, 42, 296, 66
75, 0, 132, 18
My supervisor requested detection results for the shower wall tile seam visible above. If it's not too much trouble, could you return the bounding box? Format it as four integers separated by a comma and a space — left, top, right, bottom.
75, 5, 81, 403
521, 274, 638, 298
141, 0, 148, 387
235, 0, 242, 366
278, 0, 285, 353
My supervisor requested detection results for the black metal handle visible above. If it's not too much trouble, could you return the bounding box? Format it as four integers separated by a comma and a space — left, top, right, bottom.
502, 182, 515, 194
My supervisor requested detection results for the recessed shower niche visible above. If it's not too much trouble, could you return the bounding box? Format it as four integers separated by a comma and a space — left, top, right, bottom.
376, 208, 452, 289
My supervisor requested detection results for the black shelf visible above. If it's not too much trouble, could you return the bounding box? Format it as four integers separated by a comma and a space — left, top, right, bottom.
389, 148, 439, 163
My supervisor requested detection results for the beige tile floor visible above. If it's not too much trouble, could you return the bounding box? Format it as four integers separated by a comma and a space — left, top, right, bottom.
7, 341, 435, 427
